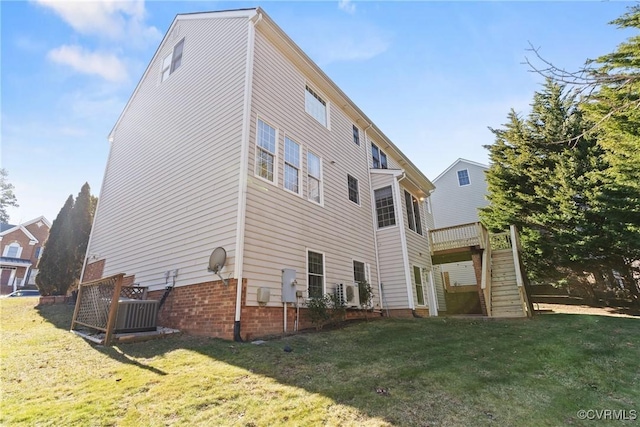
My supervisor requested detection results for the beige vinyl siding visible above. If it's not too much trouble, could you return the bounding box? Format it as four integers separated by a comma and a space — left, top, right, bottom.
88, 17, 250, 290
241, 29, 379, 306
432, 265, 447, 311
441, 261, 477, 286
431, 161, 489, 229
401, 183, 433, 308
370, 173, 408, 309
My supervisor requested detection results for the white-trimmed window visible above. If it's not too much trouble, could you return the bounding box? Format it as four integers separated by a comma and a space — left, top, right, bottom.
307, 151, 322, 204
457, 169, 471, 186
347, 174, 359, 204
374, 186, 396, 228
161, 38, 185, 82
307, 250, 325, 298
353, 260, 366, 285
352, 125, 360, 146
4, 243, 22, 258
414, 266, 425, 306
372, 143, 388, 169
256, 119, 277, 182
305, 85, 328, 127
284, 136, 301, 194
404, 190, 423, 235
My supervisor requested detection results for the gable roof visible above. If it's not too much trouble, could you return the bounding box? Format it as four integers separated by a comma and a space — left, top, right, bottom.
108, 7, 434, 194
0, 216, 51, 243
0, 223, 15, 232
432, 158, 489, 183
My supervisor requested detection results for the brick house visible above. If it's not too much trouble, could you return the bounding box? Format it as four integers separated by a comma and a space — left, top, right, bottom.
0, 216, 51, 295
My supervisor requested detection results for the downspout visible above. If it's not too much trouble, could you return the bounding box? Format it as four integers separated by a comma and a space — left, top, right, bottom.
232, 12, 260, 342
395, 172, 416, 312
363, 123, 383, 310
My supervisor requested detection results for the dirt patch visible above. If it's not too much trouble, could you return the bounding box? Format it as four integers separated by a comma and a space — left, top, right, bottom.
535, 303, 640, 319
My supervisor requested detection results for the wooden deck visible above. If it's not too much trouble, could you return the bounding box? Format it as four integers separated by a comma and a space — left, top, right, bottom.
429, 222, 484, 253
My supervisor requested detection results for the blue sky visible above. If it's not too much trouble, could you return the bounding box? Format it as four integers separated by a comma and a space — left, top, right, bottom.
1, 0, 633, 224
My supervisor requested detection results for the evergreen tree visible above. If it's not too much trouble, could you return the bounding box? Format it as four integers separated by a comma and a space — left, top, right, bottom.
480, 80, 605, 284
35, 183, 97, 296
68, 183, 94, 291
583, 6, 640, 302
36, 195, 74, 296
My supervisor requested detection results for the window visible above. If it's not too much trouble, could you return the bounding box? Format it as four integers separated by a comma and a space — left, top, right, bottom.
305, 85, 327, 127
307, 151, 322, 204
404, 190, 423, 235
5, 243, 21, 258
308, 251, 324, 298
352, 125, 360, 146
256, 119, 277, 182
371, 143, 388, 169
347, 174, 359, 204
353, 260, 370, 303
374, 186, 396, 228
457, 169, 470, 186
161, 38, 185, 82
284, 136, 300, 193
35, 247, 42, 259
353, 261, 366, 284
414, 266, 425, 306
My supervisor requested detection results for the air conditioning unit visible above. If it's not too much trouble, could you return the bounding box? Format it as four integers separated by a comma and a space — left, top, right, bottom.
115, 299, 159, 333
335, 283, 360, 308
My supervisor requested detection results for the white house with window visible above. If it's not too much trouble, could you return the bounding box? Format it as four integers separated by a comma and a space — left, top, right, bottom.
83, 8, 438, 340
430, 158, 489, 289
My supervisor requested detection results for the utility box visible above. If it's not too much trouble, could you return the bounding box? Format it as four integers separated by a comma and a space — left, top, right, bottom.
281, 269, 298, 303
257, 287, 270, 304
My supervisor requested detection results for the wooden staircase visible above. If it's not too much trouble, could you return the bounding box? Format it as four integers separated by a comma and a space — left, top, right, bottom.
490, 249, 527, 317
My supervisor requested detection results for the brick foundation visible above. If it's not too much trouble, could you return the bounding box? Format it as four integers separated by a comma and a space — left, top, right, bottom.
147, 278, 384, 341
148, 279, 243, 340
83, 260, 105, 282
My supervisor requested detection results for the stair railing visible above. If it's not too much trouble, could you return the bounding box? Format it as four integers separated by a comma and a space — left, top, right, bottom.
480, 224, 492, 316
509, 225, 533, 317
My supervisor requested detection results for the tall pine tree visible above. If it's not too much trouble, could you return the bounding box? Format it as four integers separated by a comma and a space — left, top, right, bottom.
583, 5, 640, 303
480, 80, 607, 286
36, 195, 74, 296
36, 183, 96, 296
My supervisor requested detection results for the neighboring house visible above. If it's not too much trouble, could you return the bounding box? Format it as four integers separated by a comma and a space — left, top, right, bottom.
83, 8, 440, 341
0, 216, 51, 295
430, 158, 489, 299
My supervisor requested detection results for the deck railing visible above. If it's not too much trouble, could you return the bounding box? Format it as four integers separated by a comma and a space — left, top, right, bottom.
429, 222, 483, 253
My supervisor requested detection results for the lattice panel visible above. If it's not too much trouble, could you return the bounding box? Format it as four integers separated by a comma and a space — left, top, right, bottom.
120, 286, 147, 300
75, 279, 118, 331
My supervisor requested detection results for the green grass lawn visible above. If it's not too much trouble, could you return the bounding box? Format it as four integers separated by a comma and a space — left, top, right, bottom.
1, 298, 638, 426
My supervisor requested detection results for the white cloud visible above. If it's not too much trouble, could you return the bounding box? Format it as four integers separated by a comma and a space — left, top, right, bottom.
294, 19, 391, 66
34, 0, 161, 47
338, 0, 356, 14
48, 44, 129, 82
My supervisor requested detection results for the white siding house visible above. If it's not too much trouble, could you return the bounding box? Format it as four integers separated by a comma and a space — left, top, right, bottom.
430, 158, 489, 291
83, 8, 437, 340
430, 158, 489, 229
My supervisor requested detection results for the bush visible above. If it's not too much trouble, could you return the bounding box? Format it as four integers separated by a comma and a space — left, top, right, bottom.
306, 291, 347, 330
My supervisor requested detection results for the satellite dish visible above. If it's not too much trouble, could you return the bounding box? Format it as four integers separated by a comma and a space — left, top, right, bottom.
208, 247, 229, 286
208, 247, 227, 274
